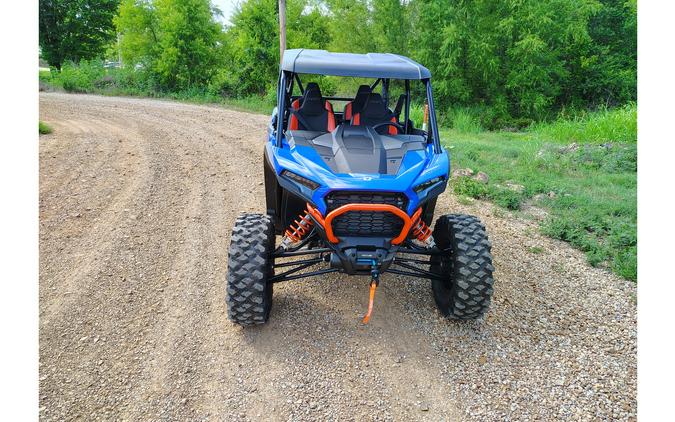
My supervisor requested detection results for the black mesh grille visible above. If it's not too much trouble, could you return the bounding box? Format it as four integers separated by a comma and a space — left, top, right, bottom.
325, 192, 407, 237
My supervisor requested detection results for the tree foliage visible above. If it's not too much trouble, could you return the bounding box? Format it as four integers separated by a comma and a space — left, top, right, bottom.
42, 0, 637, 125
222, 0, 330, 96
39, 0, 120, 69
115, 0, 225, 90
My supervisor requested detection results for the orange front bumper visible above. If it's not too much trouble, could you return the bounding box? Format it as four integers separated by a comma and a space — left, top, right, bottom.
306, 203, 422, 245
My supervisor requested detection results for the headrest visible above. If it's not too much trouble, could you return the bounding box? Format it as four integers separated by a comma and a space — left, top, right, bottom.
352, 85, 371, 110
303, 82, 321, 101
356, 85, 371, 96
360, 93, 388, 119
300, 88, 325, 116
305, 82, 320, 93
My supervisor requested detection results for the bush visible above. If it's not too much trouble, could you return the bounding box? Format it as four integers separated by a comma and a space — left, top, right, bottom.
409, 103, 425, 128
490, 188, 522, 210
452, 177, 489, 198
452, 177, 524, 210
446, 108, 482, 133
208, 69, 238, 97
60, 60, 105, 92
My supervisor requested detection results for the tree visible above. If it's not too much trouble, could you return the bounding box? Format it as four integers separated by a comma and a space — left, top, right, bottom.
372, 0, 410, 56
115, 0, 225, 90
39, 0, 120, 69
224, 0, 330, 96
576, 0, 637, 106
324, 0, 377, 54
408, 0, 609, 123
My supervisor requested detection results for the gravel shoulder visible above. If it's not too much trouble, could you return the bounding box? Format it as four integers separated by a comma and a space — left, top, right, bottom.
39, 93, 636, 421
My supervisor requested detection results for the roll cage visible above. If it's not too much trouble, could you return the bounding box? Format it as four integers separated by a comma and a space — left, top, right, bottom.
273, 71, 442, 154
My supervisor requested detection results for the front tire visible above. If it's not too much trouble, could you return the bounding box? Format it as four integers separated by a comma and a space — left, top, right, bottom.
226, 213, 275, 326
430, 214, 494, 319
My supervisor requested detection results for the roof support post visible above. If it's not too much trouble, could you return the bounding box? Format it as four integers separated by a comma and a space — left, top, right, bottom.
382, 78, 389, 108
404, 80, 411, 134
425, 79, 442, 153
276, 71, 288, 147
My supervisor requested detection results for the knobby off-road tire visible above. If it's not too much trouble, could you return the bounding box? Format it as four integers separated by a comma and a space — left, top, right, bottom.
226, 213, 275, 326
430, 214, 494, 319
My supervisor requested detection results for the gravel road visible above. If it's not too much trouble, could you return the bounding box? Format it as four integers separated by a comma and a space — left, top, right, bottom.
39, 93, 637, 421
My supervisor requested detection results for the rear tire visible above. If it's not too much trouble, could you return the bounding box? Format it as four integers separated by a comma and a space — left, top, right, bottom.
430, 214, 494, 319
226, 213, 275, 326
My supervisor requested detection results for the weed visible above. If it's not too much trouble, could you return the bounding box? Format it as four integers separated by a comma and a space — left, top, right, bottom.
456, 195, 475, 206
490, 188, 522, 210
452, 177, 489, 199
492, 207, 507, 218
39, 121, 52, 134
529, 246, 545, 254
452, 177, 523, 210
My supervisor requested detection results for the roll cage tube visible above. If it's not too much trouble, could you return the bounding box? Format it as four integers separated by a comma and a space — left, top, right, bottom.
276, 71, 288, 146
382, 78, 389, 108
424, 79, 442, 153
404, 79, 411, 134
294, 73, 304, 94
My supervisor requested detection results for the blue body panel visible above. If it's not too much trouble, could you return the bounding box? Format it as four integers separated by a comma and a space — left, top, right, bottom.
266, 112, 450, 216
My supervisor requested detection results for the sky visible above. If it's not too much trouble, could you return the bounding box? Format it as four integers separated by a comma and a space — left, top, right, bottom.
211, 0, 239, 25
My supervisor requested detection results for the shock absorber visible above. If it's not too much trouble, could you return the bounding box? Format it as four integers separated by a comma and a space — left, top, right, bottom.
279, 210, 314, 250
411, 215, 436, 248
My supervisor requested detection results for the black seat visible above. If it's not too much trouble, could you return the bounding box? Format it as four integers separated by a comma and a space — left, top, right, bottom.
291, 82, 321, 111
344, 84, 371, 121
351, 93, 399, 135
288, 85, 335, 132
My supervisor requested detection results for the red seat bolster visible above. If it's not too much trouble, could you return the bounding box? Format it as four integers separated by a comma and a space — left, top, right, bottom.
325, 101, 336, 131
389, 117, 398, 135
344, 102, 353, 121
289, 99, 301, 130
351, 113, 397, 134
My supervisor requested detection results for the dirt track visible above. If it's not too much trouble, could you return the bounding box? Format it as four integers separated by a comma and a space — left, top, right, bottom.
39, 93, 636, 421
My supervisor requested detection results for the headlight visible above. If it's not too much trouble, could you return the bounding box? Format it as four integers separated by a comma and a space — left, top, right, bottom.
413, 176, 444, 193
281, 170, 320, 190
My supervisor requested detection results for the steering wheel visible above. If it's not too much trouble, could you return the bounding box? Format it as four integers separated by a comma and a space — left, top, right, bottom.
371, 121, 404, 133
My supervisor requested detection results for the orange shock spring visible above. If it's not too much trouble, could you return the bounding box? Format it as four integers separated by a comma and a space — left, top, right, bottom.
411, 216, 433, 242
284, 210, 314, 242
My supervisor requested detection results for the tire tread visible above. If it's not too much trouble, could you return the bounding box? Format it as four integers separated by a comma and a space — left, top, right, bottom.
226, 213, 274, 326
431, 214, 494, 320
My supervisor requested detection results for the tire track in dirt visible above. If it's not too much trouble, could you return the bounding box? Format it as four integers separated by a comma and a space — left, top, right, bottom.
40, 118, 148, 322
39, 93, 636, 421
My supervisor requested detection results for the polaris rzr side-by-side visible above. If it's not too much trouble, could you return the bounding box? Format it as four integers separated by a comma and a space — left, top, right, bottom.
227, 49, 494, 326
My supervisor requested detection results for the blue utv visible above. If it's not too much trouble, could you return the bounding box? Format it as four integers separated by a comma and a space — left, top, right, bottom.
227, 49, 494, 326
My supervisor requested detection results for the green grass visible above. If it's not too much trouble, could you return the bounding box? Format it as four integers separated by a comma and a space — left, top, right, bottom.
39, 121, 52, 134
446, 108, 483, 133
39, 63, 274, 116
442, 106, 637, 281
529, 103, 636, 144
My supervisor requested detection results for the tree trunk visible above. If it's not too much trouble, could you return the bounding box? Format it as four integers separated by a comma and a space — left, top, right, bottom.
279, 0, 286, 63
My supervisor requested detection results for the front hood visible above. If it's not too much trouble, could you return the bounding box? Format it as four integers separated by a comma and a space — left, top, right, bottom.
291, 125, 426, 175
270, 127, 449, 215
